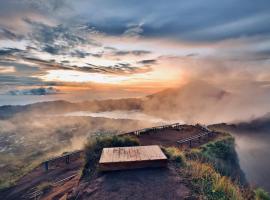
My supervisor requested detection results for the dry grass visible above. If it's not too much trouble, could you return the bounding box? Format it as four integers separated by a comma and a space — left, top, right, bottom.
162, 147, 186, 166
184, 161, 244, 200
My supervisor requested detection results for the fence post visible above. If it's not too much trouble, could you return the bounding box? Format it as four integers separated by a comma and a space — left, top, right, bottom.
66, 155, 70, 164
44, 161, 49, 172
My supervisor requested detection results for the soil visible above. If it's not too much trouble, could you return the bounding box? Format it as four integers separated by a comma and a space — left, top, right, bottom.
72, 164, 192, 200
1, 124, 217, 200
131, 125, 217, 148
0, 154, 83, 200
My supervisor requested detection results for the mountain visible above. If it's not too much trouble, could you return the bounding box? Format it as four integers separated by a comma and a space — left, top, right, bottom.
2, 80, 263, 124
210, 112, 270, 132
0, 98, 143, 119
142, 80, 230, 122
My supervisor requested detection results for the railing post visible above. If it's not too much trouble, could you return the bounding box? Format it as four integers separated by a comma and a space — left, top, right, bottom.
44, 161, 49, 172
66, 155, 70, 164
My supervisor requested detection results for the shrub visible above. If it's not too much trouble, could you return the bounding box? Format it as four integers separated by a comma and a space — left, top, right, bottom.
83, 135, 139, 176
254, 188, 270, 200
162, 147, 186, 166
185, 136, 245, 183
202, 136, 236, 161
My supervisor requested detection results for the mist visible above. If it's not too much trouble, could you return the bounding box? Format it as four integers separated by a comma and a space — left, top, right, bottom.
0, 112, 155, 185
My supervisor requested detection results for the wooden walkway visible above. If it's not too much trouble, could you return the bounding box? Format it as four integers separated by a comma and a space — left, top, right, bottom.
99, 145, 167, 171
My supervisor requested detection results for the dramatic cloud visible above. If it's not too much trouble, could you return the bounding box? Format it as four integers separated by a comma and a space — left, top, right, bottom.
0, 0, 269, 112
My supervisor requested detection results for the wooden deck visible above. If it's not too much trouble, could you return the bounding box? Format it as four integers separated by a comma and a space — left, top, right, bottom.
99, 145, 168, 171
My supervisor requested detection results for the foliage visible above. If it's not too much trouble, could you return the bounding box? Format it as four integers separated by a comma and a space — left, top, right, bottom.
185, 136, 245, 182
254, 188, 270, 200
83, 135, 139, 176
184, 161, 244, 200
162, 147, 186, 166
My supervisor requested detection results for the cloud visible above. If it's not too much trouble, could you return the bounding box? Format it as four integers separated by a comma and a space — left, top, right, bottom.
111, 50, 151, 56
0, 66, 15, 74
123, 23, 144, 37
7, 87, 60, 96
0, 28, 23, 40
137, 59, 156, 65
24, 19, 100, 55
66, 0, 270, 42
85, 63, 152, 75
0, 75, 43, 86
0, 48, 22, 56
69, 50, 90, 58
21, 55, 153, 75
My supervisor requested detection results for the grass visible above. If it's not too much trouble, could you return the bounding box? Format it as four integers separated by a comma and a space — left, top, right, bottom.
0, 158, 41, 190
162, 147, 186, 166
185, 135, 245, 182
183, 160, 244, 200
83, 135, 139, 177
254, 188, 270, 200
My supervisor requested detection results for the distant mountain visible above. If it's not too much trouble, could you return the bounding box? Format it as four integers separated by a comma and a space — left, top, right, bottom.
210, 112, 270, 132
0, 98, 143, 119
142, 80, 230, 122
3, 80, 265, 124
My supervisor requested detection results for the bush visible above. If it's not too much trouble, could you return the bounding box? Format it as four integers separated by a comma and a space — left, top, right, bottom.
162, 147, 186, 166
185, 136, 245, 183
83, 135, 139, 176
254, 188, 270, 200
202, 137, 236, 161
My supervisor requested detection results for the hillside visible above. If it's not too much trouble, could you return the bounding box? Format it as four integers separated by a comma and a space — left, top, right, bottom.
210, 112, 270, 133
1, 124, 264, 200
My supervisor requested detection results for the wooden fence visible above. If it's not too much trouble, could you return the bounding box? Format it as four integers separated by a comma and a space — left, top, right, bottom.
42, 150, 83, 172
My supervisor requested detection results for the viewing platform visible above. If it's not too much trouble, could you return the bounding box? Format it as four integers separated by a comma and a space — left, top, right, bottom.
99, 145, 167, 171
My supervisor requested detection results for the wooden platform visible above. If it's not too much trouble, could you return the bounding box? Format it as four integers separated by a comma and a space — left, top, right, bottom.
99, 145, 168, 171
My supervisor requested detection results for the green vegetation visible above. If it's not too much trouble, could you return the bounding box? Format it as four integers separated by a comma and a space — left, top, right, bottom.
83, 135, 139, 176
0, 157, 41, 189
254, 188, 270, 200
184, 160, 244, 200
185, 135, 244, 182
162, 147, 186, 166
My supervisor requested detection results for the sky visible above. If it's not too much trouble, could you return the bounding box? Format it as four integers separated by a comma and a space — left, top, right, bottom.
0, 0, 270, 104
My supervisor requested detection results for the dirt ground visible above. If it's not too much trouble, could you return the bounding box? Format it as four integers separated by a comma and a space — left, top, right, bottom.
72, 164, 192, 200
1, 125, 217, 200
0, 155, 83, 200
131, 125, 217, 148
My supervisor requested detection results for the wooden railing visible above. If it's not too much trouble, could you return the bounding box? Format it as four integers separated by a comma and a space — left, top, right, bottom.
124, 123, 182, 136
177, 131, 214, 147
42, 150, 83, 171
41, 123, 212, 171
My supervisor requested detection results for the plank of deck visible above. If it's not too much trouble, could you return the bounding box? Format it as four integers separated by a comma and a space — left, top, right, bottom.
99, 145, 167, 171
